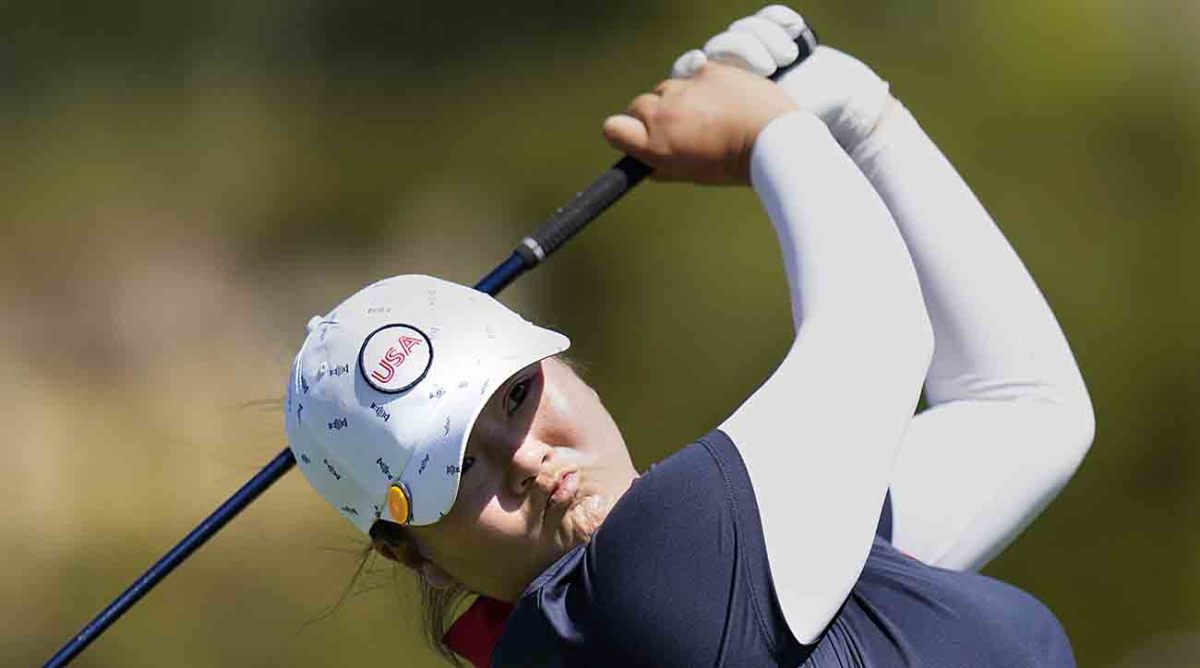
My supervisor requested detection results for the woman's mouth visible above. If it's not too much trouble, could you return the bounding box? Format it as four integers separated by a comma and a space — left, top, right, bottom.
549, 471, 579, 506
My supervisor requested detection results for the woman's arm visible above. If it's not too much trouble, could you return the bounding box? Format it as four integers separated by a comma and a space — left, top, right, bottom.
679, 6, 1095, 571
845, 97, 1095, 571
604, 64, 933, 645
759, 30, 1094, 570
716, 111, 932, 643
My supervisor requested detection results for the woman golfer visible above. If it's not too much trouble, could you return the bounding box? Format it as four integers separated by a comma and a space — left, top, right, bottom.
284, 6, 1094, 666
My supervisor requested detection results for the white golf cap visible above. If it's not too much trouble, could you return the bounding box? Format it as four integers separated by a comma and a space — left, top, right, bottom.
284, 274, 570, 532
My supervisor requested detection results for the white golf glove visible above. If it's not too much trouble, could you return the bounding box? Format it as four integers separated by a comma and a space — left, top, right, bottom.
671, 5, 894, 154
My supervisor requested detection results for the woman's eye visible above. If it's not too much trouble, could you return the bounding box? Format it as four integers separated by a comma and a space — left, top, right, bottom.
461, 455, 476, 474
505, 378, 531, 415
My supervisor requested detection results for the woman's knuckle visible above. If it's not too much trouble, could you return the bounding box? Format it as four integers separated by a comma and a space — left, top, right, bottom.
628, 93, 655, 116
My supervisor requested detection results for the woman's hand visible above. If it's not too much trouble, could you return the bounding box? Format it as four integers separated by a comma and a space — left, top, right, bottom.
602, 63, 799, 185
671, 5, 893, 154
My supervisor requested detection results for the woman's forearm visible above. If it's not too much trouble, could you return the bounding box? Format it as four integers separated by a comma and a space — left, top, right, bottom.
850, 99, 1096, 570
720, 110, 932, 643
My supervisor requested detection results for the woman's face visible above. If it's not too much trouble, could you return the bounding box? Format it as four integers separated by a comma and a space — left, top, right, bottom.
407, 356, 639, 602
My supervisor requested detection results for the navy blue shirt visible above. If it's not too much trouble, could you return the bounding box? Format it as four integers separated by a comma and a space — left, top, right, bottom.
492, 430, 1074, 667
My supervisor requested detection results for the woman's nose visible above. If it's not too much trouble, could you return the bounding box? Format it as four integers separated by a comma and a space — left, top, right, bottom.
506, 437, 550, 496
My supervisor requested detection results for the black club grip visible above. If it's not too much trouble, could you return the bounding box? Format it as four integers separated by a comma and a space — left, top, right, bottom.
513, 26, 819, 269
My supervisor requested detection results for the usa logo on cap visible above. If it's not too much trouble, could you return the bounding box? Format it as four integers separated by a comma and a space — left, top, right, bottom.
359, 324, 434, 393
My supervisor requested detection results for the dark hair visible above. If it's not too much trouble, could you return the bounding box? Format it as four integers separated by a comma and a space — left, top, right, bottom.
368, 520, 473, 666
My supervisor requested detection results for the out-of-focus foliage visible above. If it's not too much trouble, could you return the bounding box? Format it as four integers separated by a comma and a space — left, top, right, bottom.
1, 1, 1196, 666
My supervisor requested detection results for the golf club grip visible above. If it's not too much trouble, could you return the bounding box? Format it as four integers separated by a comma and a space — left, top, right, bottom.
515, 26, 819, 269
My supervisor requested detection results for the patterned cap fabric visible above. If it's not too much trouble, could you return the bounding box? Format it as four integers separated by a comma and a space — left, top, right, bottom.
284, 275, 570, 532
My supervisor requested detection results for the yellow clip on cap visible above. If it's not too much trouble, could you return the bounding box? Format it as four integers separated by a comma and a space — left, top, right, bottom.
387, 484, 411, 525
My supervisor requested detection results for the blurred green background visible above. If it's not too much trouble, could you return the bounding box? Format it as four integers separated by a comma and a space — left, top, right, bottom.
2, 0, 1197, 665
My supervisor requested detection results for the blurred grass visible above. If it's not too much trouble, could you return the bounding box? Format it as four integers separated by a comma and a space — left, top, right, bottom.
1, 1, 1197, 665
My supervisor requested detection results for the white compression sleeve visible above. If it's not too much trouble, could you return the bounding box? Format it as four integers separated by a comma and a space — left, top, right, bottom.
849, 100, 1096, 571
719, 111, 932, 644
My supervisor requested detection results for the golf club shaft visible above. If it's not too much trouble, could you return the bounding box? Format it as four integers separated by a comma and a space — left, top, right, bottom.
44, 26, 818, 667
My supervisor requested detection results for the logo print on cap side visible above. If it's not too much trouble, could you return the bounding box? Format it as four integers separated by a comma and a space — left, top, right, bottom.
359, 324, 434, 394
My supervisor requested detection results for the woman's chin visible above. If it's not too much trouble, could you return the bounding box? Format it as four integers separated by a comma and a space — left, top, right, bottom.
559, 492, 612, 547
